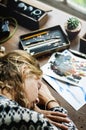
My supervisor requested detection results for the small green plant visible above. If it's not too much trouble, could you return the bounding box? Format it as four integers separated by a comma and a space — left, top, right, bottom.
67, 17, 80, 30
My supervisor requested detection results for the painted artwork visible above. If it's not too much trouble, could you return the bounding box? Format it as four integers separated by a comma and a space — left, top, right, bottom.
42, 75, 86, 110
41, 50, 86, 110
42, 50, 86, 87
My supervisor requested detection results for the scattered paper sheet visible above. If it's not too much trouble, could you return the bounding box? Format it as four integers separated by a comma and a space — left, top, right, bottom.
43, 75, 86, 110
42, 50, 86, 87
41, 50, 86, 110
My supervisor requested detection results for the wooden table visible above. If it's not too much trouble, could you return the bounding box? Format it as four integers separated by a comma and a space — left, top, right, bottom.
1, 1, 86, 130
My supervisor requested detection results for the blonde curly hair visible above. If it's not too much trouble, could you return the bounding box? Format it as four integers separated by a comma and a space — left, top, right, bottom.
0, 48, 42, 108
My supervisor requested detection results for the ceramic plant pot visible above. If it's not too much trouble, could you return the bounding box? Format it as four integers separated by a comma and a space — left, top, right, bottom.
65, 17, 81, 41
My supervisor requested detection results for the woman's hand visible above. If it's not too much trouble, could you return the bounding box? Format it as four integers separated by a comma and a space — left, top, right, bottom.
45, 111, 70, 130
34, 105, 70, 130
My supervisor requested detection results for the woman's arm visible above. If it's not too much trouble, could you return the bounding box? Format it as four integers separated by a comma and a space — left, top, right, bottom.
38, 81, 60, 109
0, 96, 58, 130
37, 82, 78, 130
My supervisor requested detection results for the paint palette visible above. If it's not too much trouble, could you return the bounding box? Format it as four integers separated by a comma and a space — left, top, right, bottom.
19, 25, 70, 57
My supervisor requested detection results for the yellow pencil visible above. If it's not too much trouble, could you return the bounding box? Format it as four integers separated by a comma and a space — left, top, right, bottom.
23, 31, 48, 40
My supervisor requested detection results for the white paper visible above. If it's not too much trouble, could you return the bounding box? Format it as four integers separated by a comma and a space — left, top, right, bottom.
41, 50, 86, 110
43, 75, 86, 110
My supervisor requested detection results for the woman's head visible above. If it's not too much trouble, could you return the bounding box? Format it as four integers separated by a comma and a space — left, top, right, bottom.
0, 49, 42, 108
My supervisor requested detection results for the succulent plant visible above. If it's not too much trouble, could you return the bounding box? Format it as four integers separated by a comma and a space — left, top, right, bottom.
67, 17, 80, 30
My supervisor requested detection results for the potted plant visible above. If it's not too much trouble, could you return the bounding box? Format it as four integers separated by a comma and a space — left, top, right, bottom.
65, 17, 81, 41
